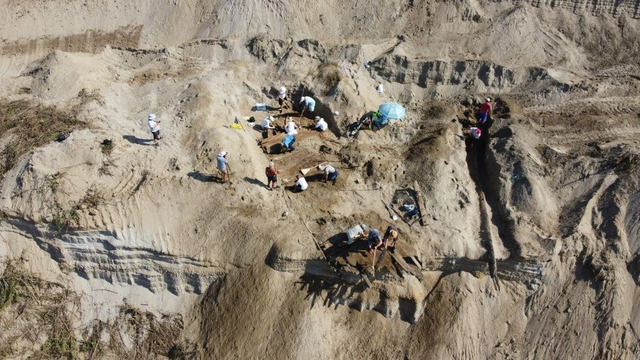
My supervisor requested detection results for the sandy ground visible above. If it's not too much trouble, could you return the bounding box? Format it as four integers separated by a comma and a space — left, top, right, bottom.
0, 0, 640, 359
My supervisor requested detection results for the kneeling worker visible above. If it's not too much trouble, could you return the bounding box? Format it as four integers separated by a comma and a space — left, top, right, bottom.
294, 175, 308, 192
314, 116, 328, 132
282, 134, 296, 152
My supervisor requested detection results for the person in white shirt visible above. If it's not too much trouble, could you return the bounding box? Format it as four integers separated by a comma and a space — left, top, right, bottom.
346, 223, 367, 245
261, 116, 275, 130
314, 117, 328, 132
294, 175, 308, 192
285, 118, 298, 135
317, 164, 339, 185
470, 127, 482, 140
278, 87, 288, 112
465, 126, 482, 149
147, 113, 161, 146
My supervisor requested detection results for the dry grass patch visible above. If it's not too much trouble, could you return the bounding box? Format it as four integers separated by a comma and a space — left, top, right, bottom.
0, 99, 87, 177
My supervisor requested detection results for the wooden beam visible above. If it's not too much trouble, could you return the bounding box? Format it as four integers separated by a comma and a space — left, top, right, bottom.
413, 180, 428, 227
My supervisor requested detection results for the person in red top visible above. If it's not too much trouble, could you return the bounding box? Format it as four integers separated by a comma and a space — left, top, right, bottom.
478, 98, 493, 124
265, 161, 278, 190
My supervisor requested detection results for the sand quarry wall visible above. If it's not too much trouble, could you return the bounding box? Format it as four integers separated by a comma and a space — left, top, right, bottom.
0, 0, 640, 359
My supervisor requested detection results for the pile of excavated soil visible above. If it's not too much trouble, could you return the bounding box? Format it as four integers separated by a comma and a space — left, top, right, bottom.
1, 0, 640, 359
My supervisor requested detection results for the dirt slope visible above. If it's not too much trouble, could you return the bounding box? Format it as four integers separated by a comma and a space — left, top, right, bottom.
1, 0, 640, 359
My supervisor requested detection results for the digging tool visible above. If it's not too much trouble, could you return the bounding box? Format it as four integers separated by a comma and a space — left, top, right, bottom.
300, 162, 327, 176
372, 248, 377, 274
382, 200, 397, 221
413, 180, 428, 226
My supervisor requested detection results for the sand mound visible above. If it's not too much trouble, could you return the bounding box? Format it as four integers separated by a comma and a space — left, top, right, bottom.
1, 1, 640, 359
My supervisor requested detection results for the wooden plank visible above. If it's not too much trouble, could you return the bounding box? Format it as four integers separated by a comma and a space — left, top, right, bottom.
390, 251, 424, 281
361, 270, 373, 287
409, 255, 422, 270
413, 180, 428, 227
388, 203, 412, 226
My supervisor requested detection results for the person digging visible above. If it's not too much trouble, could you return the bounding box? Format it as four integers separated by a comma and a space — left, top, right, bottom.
383, 226, 399, 253
317, 164, 339, 185
367, 228, 383, 252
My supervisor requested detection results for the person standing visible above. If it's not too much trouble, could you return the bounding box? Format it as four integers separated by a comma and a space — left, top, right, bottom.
383, 226, 399, 252
265, 161, 278, 190
217, 151, 230, 183
478, 98, 493, 125
278, 87, 288, 112
147, 114, 161, 146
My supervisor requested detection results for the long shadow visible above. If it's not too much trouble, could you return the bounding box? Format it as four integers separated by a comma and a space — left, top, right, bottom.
123, 134, 152, 145
187, 171, 220, 183
243, 176, 267, 188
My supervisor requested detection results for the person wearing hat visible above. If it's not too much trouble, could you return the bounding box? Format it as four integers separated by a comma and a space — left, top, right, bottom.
300, 96, 316, 116
346, 223, 367, 245
278, 87, 289, 112
465, 126, 482, 149
470, 126, 482, 140
261, 116, 275, 130
317, 164, 338, 185
313, 116, 328, 132
147, 114, 161, 146
478, 98, 493, 125
285, 117, 299, 135
265, 161, 278, 190
383, 225, 399, 253
217, 151, 230, 183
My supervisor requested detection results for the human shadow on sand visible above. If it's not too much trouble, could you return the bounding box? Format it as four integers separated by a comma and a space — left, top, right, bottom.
243, 176, 267, 188
123, 135, 152, 145
187, 171, 221, 183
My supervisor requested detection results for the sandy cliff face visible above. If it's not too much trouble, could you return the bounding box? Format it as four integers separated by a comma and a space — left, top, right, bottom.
0, 0, 640, 359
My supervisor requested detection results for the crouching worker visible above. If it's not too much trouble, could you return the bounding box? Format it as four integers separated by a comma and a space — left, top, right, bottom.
314, 116, 328, 132
317, 164, 338, 185
282, 134, 296, 153
383, 226, 399, 253
346, 223, 367, 245
465, 126, 482, 149
367, 228, 383, 252
294, 175, 308, 192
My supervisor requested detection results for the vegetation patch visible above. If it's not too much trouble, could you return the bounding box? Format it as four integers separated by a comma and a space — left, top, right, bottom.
318, 62, 342, 94
0, 262, 81, 359
0, 99, 87, 178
